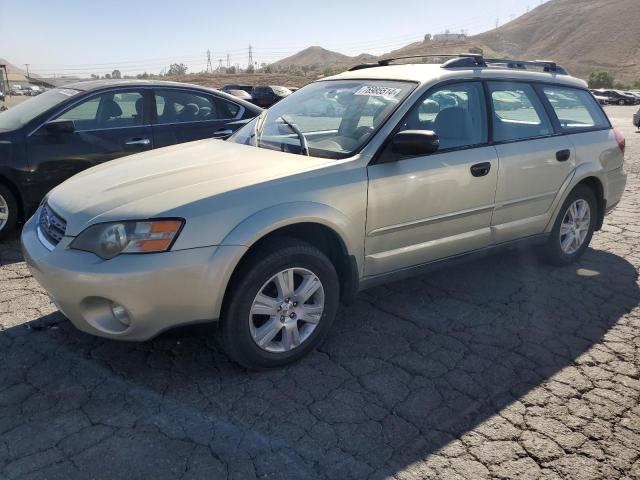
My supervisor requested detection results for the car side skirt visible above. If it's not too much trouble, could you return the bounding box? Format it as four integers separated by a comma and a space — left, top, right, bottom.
358, 233, 550, 291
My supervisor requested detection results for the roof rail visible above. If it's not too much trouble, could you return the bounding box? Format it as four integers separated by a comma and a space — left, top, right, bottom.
482, 58, 569, 75
347, 53, 569, 75
348, 53, 485, 71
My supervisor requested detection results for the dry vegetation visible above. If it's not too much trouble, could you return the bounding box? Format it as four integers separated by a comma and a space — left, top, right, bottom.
158, 71, 316, 89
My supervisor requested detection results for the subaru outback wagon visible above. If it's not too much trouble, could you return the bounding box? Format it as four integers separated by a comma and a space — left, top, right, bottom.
22, 54, 627, 369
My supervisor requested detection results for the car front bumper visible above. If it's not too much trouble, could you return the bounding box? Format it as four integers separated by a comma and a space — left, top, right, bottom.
21, 213, 246, 341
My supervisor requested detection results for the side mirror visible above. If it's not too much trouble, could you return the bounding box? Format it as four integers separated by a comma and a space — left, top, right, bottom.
392, 130, 439, 156
43, 119, 75, 134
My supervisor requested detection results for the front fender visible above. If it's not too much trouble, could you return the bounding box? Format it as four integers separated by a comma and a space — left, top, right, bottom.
221, 201, 364, 271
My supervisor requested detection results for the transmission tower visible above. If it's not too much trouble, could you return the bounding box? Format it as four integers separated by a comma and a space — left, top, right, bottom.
248, 45, 254, 71
206, 49, 213, 73
226, 54, 230, 69
218, 59, 223, 71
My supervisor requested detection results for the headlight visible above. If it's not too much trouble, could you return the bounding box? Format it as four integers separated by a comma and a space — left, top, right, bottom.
70, 219, 184, 259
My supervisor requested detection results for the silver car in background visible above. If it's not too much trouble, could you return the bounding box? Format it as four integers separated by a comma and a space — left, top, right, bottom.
22, 55, 627, 369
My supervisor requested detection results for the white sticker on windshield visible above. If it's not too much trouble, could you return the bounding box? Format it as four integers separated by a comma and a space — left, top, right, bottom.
58, 89, 81, 97
354, 86, 402, 98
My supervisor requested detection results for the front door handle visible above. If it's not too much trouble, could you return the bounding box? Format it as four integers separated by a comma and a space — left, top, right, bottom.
556, 149, 571, 162
212, 129, 233, 138
470, 162, 491, 177
125, 138, 151, 146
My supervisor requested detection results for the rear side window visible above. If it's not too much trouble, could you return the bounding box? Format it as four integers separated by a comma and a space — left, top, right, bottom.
542, 86, 609, 131
488, 82, 553, 142
154, 89, 240, 124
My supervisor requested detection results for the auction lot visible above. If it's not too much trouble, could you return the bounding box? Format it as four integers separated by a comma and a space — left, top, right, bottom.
0, 106, 638, 479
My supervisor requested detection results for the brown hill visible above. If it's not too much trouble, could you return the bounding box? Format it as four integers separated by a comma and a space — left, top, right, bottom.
275, 0, 640, 83
474, 0, 640, 82
274, 46, 375, 68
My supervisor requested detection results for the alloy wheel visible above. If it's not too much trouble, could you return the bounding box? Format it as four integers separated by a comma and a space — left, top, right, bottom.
559, 199, 591, 255
0, 192, 8, 231
249, 267, 325, 353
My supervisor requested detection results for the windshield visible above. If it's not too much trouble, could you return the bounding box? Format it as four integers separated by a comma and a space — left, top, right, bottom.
0, 88, 81, 131
230, 80, 415, 159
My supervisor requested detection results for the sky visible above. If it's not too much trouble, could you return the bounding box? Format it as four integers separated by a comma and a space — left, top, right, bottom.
4, 0, 542, 78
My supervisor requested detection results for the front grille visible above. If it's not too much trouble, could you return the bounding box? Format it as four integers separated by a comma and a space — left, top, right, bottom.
38, 203, 67, 247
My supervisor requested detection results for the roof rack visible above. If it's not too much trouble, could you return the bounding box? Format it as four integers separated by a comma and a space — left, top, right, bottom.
348, 54, 484, 71
348, 53, 568, 75
483, 58, 569, 75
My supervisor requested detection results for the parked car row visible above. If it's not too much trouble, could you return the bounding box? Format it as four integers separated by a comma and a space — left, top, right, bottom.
9, 55, 627, 369
222, 84, 293, 107
590, 89, 640, 105
8, 85, 44, 96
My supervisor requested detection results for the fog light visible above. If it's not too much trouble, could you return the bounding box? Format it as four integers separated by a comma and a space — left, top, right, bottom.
110, 303, 131, 327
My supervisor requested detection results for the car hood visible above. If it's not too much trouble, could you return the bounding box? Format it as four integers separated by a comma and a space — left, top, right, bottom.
47, 139, 334, 236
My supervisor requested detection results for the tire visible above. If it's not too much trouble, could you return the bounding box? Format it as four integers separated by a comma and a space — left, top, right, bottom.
220, 237, 340, 370
619, 99, 625, 105
542, 185, 597, 266
0, 184, 18, 240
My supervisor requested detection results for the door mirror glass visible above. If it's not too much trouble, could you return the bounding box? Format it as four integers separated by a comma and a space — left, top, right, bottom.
43, 119, 75, 134
392, 130, 439, 156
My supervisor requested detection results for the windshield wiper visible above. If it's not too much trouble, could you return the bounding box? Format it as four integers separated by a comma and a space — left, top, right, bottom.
279, 115, 309, 156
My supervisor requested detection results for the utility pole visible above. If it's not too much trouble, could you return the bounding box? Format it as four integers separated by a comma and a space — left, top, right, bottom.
226, 54, 230, 69
248, 45, 254, 71
495, 18, 499, 29
24, 63, 30, 80
206, 49, 213, 73
0, 64, 8, 93
218, 59, 223, 71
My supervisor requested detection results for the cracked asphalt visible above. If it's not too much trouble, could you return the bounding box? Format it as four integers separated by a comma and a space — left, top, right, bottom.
1, 106, 639, 480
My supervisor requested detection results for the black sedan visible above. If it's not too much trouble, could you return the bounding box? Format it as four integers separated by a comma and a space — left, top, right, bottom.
0, 80, 262, 237
251, 85, 292, 108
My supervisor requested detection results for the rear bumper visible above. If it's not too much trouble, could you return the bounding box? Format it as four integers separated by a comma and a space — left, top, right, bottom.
605, 166, 627, 214
21, 213, 246, 341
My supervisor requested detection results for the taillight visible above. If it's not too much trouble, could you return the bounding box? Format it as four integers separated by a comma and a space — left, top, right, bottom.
614, 128, 626, 154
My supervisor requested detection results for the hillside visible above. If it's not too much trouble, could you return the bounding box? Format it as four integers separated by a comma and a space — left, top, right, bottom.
275, 0, 640, 83
474, 0, 640, 82
273, 46, 375, 68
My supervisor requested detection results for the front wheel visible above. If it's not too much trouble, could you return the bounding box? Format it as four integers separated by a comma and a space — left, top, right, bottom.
542, 185, 597, 266
0, 184, 18, 240
220, 238, 339, 369
619, 99, 625, 105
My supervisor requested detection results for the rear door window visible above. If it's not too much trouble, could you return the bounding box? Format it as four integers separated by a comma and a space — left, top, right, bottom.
541, 86, 609, 132
154, 89, 240, 124
488, 82, 553, 142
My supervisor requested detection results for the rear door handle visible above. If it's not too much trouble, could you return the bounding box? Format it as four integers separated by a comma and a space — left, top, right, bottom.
556, 149, 571, 162
470, 162, 492, 177
125, 138, 151, 146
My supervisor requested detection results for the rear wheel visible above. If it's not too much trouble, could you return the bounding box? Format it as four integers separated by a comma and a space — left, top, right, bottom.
0, 184, 18, 239
542, 185, 597, 266
220, 238, 339, 369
